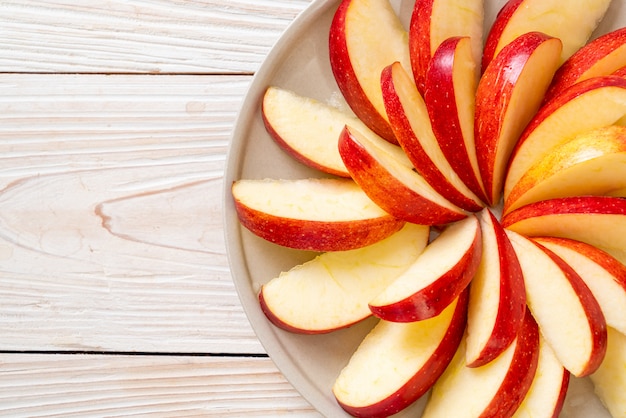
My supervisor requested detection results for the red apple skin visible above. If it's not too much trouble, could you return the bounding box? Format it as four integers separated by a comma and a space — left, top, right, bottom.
409, 0, 435, 94
531, 240, 608, 376
466, 209, 526, 368
380, 62, 484, 212
338, 126, 469, 226
328, 0, 396, 143
424, 36, 488, 204
337, 289, 470, 418
481, 0, 525, 72
475, 31, 561, 206
233, 194, 405, 252
545, 27, 626, 102
369, 220, 482, 322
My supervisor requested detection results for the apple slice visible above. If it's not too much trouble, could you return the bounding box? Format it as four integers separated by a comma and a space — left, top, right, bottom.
465, 208, 526, 368
338, 125, 468, 225
231, 178, 404, 252
512, 336, 570, 418
475, 31, 562, 205
369, 214, 481, 322
408, 0, 484, 94
422, 311, 540, 418
533, 236, 626, 337
262, 86, 365, 177
333, 290, 468, 418
381, 61, 485, 211
259, 223, 429, 334
506, 230, 607, 377
590, 327, 626, 418
424, 36, 487, 203
482, 0, 612, 71
546, 27, 626, 101
504, 126, 626, 214
502, 196, 626, 257
504, 75, 626, 199
329, 0, 411, 143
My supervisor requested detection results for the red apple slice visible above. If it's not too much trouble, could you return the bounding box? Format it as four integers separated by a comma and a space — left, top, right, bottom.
533, 236, 626, 337
338, 125, 468, 225
482, 0, 612, 71
546, 27, 626, 101
409, 0, 484, 94
262, 86, 366, 177
232, 178, 404, 251
381, 61, 485, 211
506, 230, 607, 377
333, 290, 468, 418
259, 223, 429, 334
424, 36, 487, 203
329, 0, 411, 143
502, 196, 626, 257
504, 125, 626, 214
504, 75, 626, 199
475, 31, 562, 205
369, 214, 481, 322
590, 327, 626, 418
465, 208, 526, 368
512, 336, 570, 418
422, 311, 540, 418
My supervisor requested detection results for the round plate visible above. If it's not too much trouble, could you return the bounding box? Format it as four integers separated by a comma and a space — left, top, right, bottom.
224, 1, 623, 416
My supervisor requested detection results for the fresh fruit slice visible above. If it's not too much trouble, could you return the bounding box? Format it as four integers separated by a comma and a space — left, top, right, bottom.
512, 336, 570, 418
533, 236, 626, 337
409, 0, 484, 94
504, 75, 626, 199
465, 208, 526, 368
424, 36, 487, 203
482, 0, 612, 71
232, 178, 404, 251
504, 125, 626, 214
381, 61, 484, 211
259, 223, 429, 334
262, 86, 364, 177
502, 196, 626, 257
422, 311, 540, 418
475, 31, 562, 205
369, 215, 481, 322
338, 125, 468, 225
329, 0, 411, 143
333, 290, 468, 418
590, 327, 626, 418
506, 230, 607, 377
546, 27, 626, 101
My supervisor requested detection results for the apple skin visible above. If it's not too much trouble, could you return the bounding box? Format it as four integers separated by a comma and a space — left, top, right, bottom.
329, 0, 408, 143
369, 215, 482, 323
380, 61, 485, 212
333, 290, 469, 418
232, 178, 405, 252
502, 196, 626, 255
546, 27, 626, 101
424, 36, 487, 204
338, 125, 469, 226
475, 31, 562, 205
465, 208, 526, 368
504, 75, 626, 199
422, 310, 540, 418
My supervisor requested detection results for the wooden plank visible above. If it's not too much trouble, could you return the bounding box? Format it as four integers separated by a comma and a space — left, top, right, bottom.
0, 353, 320, 417
0, 73, 266, 354
0, 0, 313, 74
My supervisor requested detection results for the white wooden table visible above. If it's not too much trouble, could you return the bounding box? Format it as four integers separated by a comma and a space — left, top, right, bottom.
0, 1, 321, 415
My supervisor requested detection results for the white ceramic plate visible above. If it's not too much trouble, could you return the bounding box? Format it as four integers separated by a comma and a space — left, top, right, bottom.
224, 1, 624, 416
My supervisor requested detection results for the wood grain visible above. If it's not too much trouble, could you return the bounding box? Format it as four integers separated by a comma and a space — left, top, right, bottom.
0, 0, 313, 74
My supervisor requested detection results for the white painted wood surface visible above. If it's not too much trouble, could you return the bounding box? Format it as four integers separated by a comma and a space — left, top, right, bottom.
0, 0, 321, 415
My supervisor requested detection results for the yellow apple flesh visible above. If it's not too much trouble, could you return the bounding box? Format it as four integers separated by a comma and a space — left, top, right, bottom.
590, 327, 626, 418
